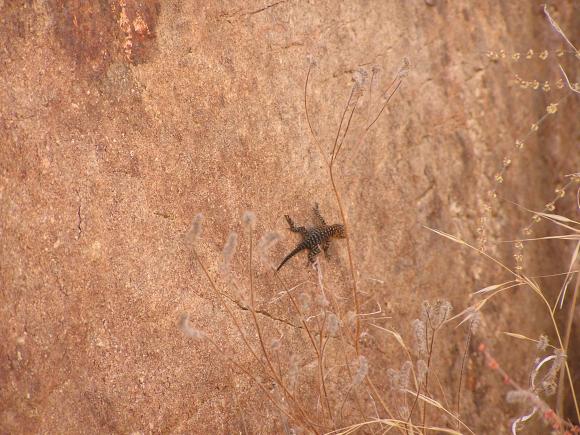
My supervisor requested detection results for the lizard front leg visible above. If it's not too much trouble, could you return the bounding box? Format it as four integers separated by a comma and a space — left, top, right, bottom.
285, 215, 308, 237
321, 240, 330, 257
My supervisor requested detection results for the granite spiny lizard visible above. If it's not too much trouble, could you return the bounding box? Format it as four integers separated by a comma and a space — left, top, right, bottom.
276, 203, 345, 271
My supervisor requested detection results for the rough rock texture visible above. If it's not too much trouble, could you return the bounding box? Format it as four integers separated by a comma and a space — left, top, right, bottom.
1, 1, 578, 433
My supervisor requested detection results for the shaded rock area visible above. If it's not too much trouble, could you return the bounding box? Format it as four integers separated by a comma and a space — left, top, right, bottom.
1, 1, 578, 433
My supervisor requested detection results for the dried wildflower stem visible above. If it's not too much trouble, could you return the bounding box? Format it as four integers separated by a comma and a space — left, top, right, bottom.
318, 319, 335, 426
329, 77, 405, 427
370, 324, 420, 391
401, 391, 475, 435
364, 377, 401, 431
332, 320, 376, 424
273, 272, 335, 426
515, 173, 578, 279
279, 290, 348, 429
557, 275, 580, 417
478, 92, 573, 254
192, 247, 262, 365
245, 224, 315, 427
428, 227, 580, 422
554, 241, 580, 313
305, 60, 406, 359
305, 60, 362, 355
368, 324, 419, 430
421, 313, 439, 434
331, 83, 360, 162
275, 275, 321, 355
305, 59, 407, 428
275, 274, 335, 425
543, 4, 578, 54
312, 278, 334, 426
327, 81, 363, 357
339, 356, 371, 423
433, 372, 451, 411
332, 420, 464, 435
478, 343, 577, 433
366, 67, 377, 126
456, 319, 475, 431
558, 64, 580, 95
519, 177, 578, 242
327, 317, 370, 421
518, 279, 580, 423
330, 74, 405, 357
407, 384, 423, 430
329, 171, 361, 353
198, 328, 299, 425
192, 246, 318, 430
365, 76, 403, 133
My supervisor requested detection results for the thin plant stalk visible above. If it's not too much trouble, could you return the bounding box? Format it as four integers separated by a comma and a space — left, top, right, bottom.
192, 245, 319, 431
305, 61, 406, 357
427, 227, 580, 422
273, 272, 335, 426
421, 312, 438, 434
456, 320, 474, 431
557, 275, 580, 417
245, 225, 318, 429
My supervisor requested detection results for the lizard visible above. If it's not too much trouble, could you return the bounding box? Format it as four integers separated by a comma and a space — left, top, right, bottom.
276, 203, 346, 272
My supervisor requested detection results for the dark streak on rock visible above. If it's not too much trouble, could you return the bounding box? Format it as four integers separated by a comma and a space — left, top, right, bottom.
76, 202, 83, 239
218, 0, 289, 23
248, 0, 288, 16
154, 211, 172, 219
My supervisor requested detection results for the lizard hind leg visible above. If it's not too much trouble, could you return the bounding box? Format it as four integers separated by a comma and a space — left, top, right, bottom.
307, 245, 321, 264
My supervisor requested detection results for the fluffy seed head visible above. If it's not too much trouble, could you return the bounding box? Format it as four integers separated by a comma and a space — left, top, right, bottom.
542, 381, 557, 396
242, 210, 256, 229
506, 390, 537, 406
469, 310, 482, 335
345, 311, 356, 326
353, 355, 368, 386
306, 54, 317, 67
179, 313, 205, 340
353, 68, 368, 87
400, 360, 412, 390
298, 292, 311, 311
398, 405, 409, 419
316, 294, 330, 308
326, 313, 340, 335
537, 334, 549, 351
420, 301, 431, 323
271, 338, 282, 351
417, 359, 428, 385
257, 231, 281, 264
387, 368, 399, 390
219, 231, 238, 278
412, 319, 427, 357
432, 299, 452, 327
398, 57, 410, 78
185, 213, 204, 245
541, 349, 566, 391
288, 354, 300, 390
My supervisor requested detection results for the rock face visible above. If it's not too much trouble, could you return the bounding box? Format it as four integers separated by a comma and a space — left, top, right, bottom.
1, 1, 578, 433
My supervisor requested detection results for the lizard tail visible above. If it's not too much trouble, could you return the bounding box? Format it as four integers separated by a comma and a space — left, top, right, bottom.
276, 244, 305, 272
